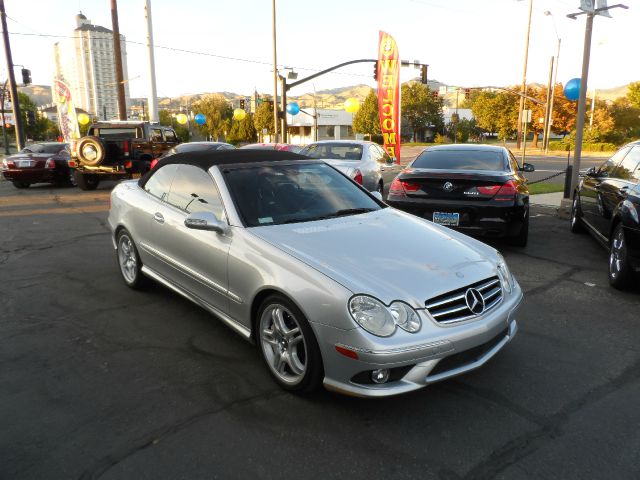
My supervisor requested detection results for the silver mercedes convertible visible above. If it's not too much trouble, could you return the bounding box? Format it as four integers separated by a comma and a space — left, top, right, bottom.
108, 150, 523, 397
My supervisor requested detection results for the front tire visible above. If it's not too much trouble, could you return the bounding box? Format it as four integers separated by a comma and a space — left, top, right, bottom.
570, 192, 585, 233
508, 210, 529, 247
116, 229, 147, 289
609, 223, 634, 289
74, 171, 100, 191
256, 295, 323, 393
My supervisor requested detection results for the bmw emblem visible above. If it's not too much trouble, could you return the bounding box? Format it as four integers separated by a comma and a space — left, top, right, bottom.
443, 181, 454, 192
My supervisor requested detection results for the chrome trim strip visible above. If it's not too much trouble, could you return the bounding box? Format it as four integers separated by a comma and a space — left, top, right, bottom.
431, 304, 469, 318
478, 279, 500, 291
426, 293, 465, 309
139, 241, 243, 304
335, 339, 453, 356
141, 265, 251, 339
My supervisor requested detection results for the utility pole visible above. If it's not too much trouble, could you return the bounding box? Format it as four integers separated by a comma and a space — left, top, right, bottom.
144, 0, 158, 122
280, 74, 287, 143
542, 56, 554, 150
544, 37, 561, 153
516, 0, 533, 150
566, 2, 628, 198
271, 0, 279, 143
0, 0, 25, 150
110, 0, 127, 120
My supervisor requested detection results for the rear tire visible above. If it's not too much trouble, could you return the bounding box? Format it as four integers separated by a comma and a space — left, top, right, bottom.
570, 192, 585, 233
76, 136, 106, 166
74, 171, 100, 191
508, 210, 529, 247
11, 181, 30, 189
609, 223, 634, 290
256, 294, 323, 393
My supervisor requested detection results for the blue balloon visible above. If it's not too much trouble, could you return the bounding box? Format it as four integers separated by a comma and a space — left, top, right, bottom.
564, 78, 581, 101
286, 102, 300, 115
194, 113, 206, 125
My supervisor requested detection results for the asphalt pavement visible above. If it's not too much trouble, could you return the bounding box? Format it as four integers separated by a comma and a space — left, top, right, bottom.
1, 180, 639, 480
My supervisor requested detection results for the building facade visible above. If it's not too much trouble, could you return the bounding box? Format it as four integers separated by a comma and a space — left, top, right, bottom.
53, 13, 130, 121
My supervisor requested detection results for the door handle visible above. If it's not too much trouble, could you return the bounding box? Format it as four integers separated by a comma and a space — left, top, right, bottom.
153, 212, 165, 224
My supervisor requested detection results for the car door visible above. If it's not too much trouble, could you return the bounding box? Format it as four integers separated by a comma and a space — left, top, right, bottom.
606, 146, 640, 233
149, 127, 165, 158
151, 164, 232, 313
581, 147, 631, 235
163, 128, 179, 150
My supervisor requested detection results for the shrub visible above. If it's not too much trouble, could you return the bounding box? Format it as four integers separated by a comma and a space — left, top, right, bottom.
434, 133, 450, 144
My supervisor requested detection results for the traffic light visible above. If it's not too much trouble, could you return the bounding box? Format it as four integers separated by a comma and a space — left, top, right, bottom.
432, 90, 439, 99
21, 68, 32, 86
464, 88, 471, 99
420, 65, 428, 84
373, 61, 378, 81
26, 110, 36, 127
239, 99, 245, 109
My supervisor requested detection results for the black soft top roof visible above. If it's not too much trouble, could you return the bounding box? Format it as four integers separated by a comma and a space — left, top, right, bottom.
139, 149, 310, 188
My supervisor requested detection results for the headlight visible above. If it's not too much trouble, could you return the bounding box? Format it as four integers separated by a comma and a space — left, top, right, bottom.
348, 296, 422, 337
389, 301, 421, 333
496, 253, 514, 294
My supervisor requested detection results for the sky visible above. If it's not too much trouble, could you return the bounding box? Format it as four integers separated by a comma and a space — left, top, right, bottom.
2, 0, 639, 100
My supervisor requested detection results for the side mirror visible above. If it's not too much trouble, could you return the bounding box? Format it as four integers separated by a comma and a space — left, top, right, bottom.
371, 191, 383, 201
520, 163, 535, 173
586, 166, 597, 177
184, 211, 228, 234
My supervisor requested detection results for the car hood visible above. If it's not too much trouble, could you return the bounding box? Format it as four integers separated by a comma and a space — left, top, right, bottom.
249, 208, 499, 307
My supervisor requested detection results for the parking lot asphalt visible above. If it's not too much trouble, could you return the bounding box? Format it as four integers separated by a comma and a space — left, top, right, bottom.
1, 180, 639, 480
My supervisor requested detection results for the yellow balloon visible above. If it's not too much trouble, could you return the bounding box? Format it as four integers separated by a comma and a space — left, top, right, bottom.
344, 97, 360, 113
176, 113, 188, 125
77, 113, 90, 125
233, 108, 247, 121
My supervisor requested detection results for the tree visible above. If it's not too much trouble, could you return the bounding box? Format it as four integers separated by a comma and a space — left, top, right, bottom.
19, 92, 54, 141
401, 82, 443, 141
253, 101, 274, 140
469, 91, 519, 142
609, 97, 640, 143
227, 113, 257, 144
352, 89, 380, 138
192, 95, 233, 141
627, 81, 640, 109
159, 109, 189, 142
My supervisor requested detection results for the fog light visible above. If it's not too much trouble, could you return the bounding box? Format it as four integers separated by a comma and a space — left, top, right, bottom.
371, 369, 390, 384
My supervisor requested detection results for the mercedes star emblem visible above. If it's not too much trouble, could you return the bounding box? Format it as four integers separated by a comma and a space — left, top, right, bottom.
465, 288, 485, 315
443, 181, 454, 192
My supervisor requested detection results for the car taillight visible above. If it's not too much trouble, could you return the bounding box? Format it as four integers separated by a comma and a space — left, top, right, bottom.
150, 158, 158, 170
2, 159, 14, 169
45, 158, 56, 169
123, 140, 130, 156
352, 169, 363, 185
495, 180, 518, 201
389, 178, 420, 197
68, 160, 77, 167
70, 140, 78, 157
124, 161, 133, 169
477, 185, 501, 196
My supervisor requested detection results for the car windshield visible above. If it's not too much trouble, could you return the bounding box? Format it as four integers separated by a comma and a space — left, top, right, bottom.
302, 143, 363, 161
224, 162, 382, 227
412, 149, 506, 171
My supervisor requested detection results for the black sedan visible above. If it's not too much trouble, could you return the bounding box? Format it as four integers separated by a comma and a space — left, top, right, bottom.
387, 144, 534, 246
570, 141, 640, 289
1, 142, 72, 188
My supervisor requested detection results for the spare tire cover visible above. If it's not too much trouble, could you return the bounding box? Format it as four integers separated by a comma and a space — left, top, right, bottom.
76, 136, 106, 167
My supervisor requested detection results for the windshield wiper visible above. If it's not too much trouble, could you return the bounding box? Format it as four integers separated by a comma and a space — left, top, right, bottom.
281, 208, 376, 225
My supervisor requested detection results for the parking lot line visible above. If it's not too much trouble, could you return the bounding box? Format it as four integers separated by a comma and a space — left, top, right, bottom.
0, 203, 109, 217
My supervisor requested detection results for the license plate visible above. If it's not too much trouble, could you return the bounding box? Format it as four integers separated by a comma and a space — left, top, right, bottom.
17, 160, 33, 168
433, 212, 459, 226
131, 173, 142, 179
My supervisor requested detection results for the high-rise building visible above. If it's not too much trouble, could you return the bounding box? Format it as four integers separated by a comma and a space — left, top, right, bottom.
53, 13, 130, 121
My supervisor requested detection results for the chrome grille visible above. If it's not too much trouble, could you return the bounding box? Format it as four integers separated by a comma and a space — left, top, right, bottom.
425, 276, 502, 324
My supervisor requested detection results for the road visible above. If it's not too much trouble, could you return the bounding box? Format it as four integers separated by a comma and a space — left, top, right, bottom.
1, 180, 639, 480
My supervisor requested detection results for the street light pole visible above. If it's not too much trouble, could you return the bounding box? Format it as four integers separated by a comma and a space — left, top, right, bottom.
544, 37, 561, 153
516, 0, 533, 150
271, 0, 279, 143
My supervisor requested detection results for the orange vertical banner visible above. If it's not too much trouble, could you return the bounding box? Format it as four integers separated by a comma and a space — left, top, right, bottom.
377, 31, 401, 164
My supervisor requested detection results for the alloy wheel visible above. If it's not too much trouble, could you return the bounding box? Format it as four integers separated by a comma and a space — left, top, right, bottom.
609, 228, 625, 279
259, 304, 307, 385
118, 234, 138, 284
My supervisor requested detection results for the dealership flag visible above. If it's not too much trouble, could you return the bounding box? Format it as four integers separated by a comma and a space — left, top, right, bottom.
377, 31, 401, 164
53, 79, 80, 142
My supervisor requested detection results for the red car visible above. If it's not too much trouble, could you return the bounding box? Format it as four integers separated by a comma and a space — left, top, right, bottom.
1, 142, 72, 188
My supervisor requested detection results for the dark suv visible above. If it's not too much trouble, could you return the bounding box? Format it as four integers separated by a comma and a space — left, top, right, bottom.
69, 121, 179, 190
570, 141, 640, 289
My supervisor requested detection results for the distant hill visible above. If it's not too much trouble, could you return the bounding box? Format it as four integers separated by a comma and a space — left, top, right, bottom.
597, 85, 628, 102
20, 85, 52, 106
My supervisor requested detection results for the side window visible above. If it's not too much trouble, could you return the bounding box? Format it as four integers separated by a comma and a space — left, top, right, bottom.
611, 146, 640, 181
369, 145, 382, 163
598, 147, 631, 177
150, 128, 163, 142
163, 130, 177, 142
167, 165, 225, 219
144, 164, 178, 200
508, 152, 519, 172
378, 145, 392, 164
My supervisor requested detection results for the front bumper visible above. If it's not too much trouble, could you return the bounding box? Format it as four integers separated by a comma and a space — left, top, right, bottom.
316, 283, 523, 397
387, 197, 527, 238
